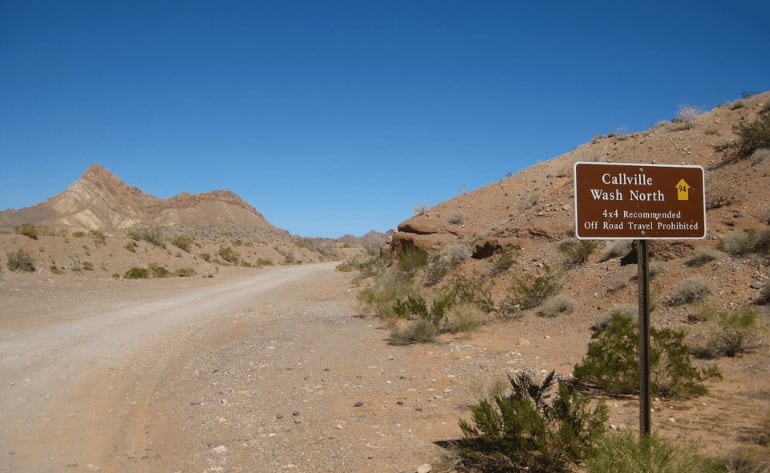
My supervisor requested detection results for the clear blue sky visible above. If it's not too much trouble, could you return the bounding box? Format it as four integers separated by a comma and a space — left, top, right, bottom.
1, 1, 768, 238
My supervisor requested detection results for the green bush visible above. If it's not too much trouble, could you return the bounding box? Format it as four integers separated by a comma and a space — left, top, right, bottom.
559, 238, 598, 268
667, 276, 710, 306
218, 246, 239, 264
732, 113, 770, 161
357, 270, 417, 320
124, 267, 150, 279
696, 305, 764, 358
149, 263, 171, 278
173, 267, 196, 277
128, 227, 164, 247
170, 235, 193, 252
199, 252, 211, 263
397, 245, 428, 277
574, 311, 715, 399
7, 250, 35, 272
14, 224, 38, 240
507, 265, 561, 311
457, 370, 608, 473
586, 432, 704, 473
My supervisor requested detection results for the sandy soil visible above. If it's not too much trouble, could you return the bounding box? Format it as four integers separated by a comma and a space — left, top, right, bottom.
1, 264, 768, 473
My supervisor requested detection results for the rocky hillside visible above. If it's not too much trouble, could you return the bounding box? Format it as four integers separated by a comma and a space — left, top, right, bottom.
393, 92, 770, 257
0, 164, 278, 233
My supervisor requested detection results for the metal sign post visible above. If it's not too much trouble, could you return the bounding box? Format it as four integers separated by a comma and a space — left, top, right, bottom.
573, 162, 706, 437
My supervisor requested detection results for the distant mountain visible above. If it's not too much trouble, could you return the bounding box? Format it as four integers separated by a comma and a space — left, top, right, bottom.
0, 164, 279, 232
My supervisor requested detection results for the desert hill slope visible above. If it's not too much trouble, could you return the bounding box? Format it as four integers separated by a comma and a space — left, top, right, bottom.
0, 164, 279, 233
394, 92, 770, 255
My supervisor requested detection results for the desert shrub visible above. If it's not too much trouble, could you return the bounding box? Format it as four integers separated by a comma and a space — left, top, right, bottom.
149, 263, 171, 278
586, 431, 704, 473
173, 267, 196, 277
88, 230, 106, 245
707, 181, 746, 209
686, 247, 721, 267
128, 227, 164, 247
425, 244, 471, 286
358, 270, 417, 320
413, 202, 428, 215
199, 252, 211, 263
81, 261, 94, 271
14, 223, 38, 240
599, 240, 632, 262
390, 318, 438, 345
448, 212, 466, 225
170, 235, 193, 252
538, 295, 575, 317
488, 247, 518, 277
124, 267, 150, 279
759, 281, 770, 305
722, 228, 770, 256
443, 303, 485, 334
72, 231, 86, 238
667, 276, 710, 306
256, 258, 273, 267
218, 246, 239, 264
675, 104, 703, 127
441, 274, 494, 314
507, 265, 560, 311
124, 240, 137, 253
397, 245, 428, 276
574, 311, 714, 399
695, 306, 764, 358
732, 113, 770, 161
457, 370, 608, 473
50, 265, 63, 275
559, 238, 597, 268
7, 250, 35, 272
592, 304, 637, 332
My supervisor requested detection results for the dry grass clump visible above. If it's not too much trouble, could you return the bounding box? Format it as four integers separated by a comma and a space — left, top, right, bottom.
667, 276, 710, 306
685, 247, 721, 267
537, 295, 575, 317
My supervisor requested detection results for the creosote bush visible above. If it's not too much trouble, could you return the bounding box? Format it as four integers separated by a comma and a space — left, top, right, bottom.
128, 227, 164, 247
694, 305, 764, 358
574, 311, 717, 399
586, 431, 704, 473
124, 267, 150, 279
456, 370, 608, 473
7, 249, 35, 272
732, 112, 770, 161
170, 235, 193, 252
218, 245, 239, 264
504, 265, 560, 312
559, 238, 597, 268
14, 223, 38, 240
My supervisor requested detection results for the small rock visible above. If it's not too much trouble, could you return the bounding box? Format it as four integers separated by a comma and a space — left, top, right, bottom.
354, 401, 364, 407
86, 465, 101, 472
292, 411, 301, 416
212, 445, 228, 454
417, 464, 432, 473
276, 413, 284, 419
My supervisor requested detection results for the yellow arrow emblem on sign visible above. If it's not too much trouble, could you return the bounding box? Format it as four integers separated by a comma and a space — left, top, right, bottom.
676, 179, 691, 200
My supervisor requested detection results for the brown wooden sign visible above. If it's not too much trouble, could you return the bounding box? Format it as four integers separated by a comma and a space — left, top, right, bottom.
574, 162, 706, 239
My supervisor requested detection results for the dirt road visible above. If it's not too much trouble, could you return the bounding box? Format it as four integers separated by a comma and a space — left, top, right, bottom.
0, 264, 470, 473
3, 263, 768, 472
